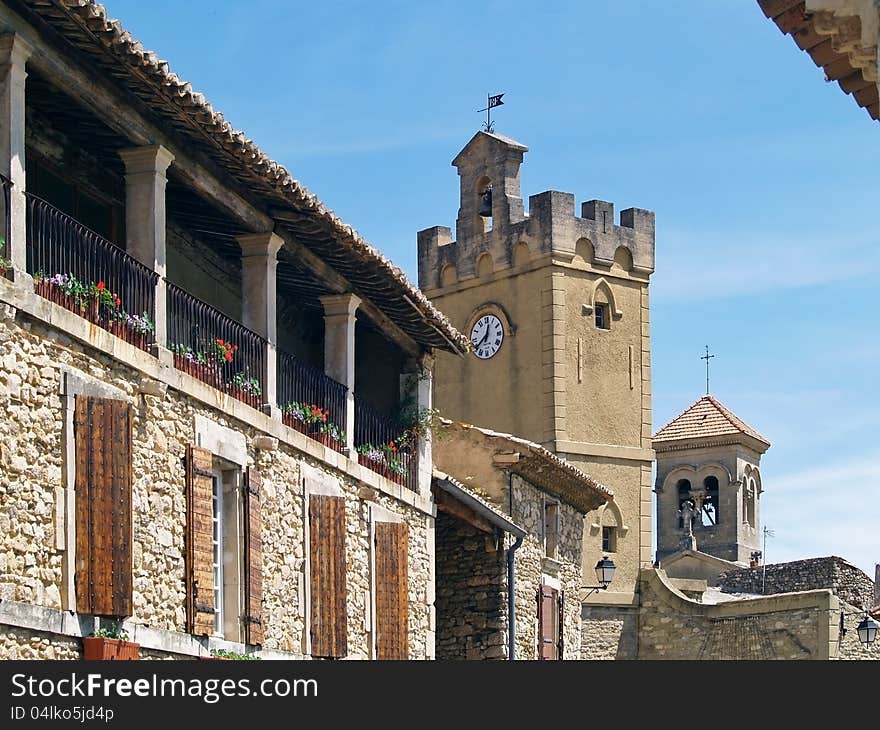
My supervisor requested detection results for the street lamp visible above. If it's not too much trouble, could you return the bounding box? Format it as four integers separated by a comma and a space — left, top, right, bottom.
856, 614, 879, 648
580, 556, 616, 598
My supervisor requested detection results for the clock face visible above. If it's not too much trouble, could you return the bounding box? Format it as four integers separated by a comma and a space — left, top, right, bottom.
471, 314, 504, 360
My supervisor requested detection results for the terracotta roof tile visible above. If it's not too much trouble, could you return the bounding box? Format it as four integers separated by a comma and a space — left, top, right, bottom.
34, 1, 469, 353
653, 395, 770, 446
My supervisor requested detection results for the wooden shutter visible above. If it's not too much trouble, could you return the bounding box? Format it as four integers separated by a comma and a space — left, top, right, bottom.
374, 521, 409, 660
74, 396, 133, 617
244, 466, 264, 646
309, 494, 347, 658
185, 445, 215, 636
557, 590, 565, 660
537, 584, 558, 660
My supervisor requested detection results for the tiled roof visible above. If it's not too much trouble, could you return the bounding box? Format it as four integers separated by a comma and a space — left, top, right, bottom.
757, 1, 879, 122
25, 1, 468, 353
653, 395, 770, 447
436, 417, 613, 514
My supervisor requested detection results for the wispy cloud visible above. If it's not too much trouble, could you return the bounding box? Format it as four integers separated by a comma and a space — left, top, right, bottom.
652, 229, 880, 303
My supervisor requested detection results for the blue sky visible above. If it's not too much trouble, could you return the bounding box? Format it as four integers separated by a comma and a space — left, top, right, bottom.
102, 0, 880, 577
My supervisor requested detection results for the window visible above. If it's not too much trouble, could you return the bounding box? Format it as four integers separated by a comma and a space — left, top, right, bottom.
73, 395, 133, 617
677, 479, 692, 528
309, 494, 348, 658
702, 476, 720, 525
544, 501, 559, 559
374, 521, 409, 660
537, 585, 564, 660
186, 448, 262, 645
211, 472, 224, 636
595, 303, 609, 330
602, 526, 618, 553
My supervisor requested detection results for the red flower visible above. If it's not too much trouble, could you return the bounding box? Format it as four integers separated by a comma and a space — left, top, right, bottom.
216, 339, 224, 345
97, 281, 105, 292
233, 345, 239, 351
114, 297, 121, 307
225, 352, 232, 362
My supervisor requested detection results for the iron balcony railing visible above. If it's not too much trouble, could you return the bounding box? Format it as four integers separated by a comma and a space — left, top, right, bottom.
25, 192, 158, 352
1, 173, 11, 277
354, 396, 418, 492
277, 348, 348, 452
166, 282, 267, 410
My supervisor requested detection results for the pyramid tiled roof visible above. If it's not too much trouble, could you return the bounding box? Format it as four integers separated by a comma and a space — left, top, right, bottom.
653, 395, 770, 448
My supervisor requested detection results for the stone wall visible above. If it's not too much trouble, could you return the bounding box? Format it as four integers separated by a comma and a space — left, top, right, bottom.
580, 606, 638, 660
0, 295, 433, 660
836, 599, 879, 661
0, 625, 81, 660
434, 511, 507, 659
508, 474, 583, 660
718, 556, 876, 610
638, 568, 837, 660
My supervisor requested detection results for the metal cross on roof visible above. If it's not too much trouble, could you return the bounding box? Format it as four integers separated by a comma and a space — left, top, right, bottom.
701, 345, 715, 395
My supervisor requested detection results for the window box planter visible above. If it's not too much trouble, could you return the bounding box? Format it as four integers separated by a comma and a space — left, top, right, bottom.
82, 637, 140, 660
315, 432, 345, 454
358, 454, 405, 485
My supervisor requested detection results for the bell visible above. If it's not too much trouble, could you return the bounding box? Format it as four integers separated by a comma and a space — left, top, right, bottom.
479, 187, 493, 217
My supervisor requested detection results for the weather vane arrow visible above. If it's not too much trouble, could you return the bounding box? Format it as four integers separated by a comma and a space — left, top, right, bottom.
477, 92, 504, 132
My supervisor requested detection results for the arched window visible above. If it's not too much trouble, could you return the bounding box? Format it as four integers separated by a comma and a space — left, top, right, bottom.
676, 479, 691, 528
702, 476, 719, 525
744, 477, 756, 527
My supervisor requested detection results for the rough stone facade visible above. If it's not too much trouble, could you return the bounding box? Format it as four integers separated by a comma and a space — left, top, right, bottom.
638, 568, 838, 660
580, 606, 639, 660
0, 293, 433, 660
0, 626, 81, 660
434, 511, 506, 659
507, 474, 582, 660
718, 556, 876, 610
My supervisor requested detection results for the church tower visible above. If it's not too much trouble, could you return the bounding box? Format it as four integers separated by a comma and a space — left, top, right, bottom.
418, 131, 656, 612
653, 395, 771, 564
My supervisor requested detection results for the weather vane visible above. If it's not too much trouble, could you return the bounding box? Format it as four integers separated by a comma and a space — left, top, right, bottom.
701, 345, 715, 395
477, 92, 504, 132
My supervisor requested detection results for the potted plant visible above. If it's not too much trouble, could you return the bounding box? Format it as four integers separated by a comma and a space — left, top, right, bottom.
0, 254, 11, 279
228, 370, 262, 404
199, 648, 261, 661
82, 622, 139, 660
316, 421, 346, 452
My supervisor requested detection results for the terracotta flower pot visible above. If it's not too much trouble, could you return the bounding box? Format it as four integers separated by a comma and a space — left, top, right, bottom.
82, 637, 140, 660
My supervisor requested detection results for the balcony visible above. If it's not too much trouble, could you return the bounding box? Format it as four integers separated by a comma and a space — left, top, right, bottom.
167, 283, 266, 411
19, 194, 423, 491
25, 194, 158, 353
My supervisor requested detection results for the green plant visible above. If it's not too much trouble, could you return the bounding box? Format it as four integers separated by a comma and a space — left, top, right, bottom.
92, 621, 129, 641
282, 401, 328, 426
0, 255, 11, 275
210, 648, 260, 660
319, 421, 345, 442
229, 370, 262, 397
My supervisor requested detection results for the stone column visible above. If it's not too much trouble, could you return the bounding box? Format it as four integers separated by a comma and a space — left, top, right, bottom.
0, 33, 33, 281
238, 231, 283, 418
118, 145, 174, 355
320, 293, 361, 455
401, 353, 434, 496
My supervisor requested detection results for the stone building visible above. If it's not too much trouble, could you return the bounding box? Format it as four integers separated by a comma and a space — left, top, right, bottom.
431, 419, 612, 660
418, 130, 655, 659
0, 0, 469, 660
654, 394, 770, 568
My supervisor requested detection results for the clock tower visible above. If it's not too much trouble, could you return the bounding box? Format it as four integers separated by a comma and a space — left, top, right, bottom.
417, 131, 655, 652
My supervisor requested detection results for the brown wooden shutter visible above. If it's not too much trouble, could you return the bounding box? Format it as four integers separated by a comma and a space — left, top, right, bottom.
537, 584, 558, 660
374, 521, 409, 660
557, 590, 565, 660
185, 445, 215, 636
244, 466, 264, 646
74, 396, 133, 617
309, 494, 347, 658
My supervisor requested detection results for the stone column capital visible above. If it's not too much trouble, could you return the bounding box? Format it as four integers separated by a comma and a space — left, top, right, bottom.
0, 33, 34, 67
319, 293, 361, 319
237, 231, 284, 259
119, 145, 175, 176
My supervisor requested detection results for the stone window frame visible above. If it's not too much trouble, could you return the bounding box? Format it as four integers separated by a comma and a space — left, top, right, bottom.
542, 498, 560, 560
59, 368, 135, 612
194, 414, 247, 643
367, 502, 405, 661
300, 463, 345, 658
581, 277, 623, 329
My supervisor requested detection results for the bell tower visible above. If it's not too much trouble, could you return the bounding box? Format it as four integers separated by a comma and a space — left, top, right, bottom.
418, 131, 655, 647
653, 395, 771, 564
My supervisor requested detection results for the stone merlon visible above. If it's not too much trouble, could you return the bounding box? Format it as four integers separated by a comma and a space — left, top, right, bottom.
417, 131, 655, 291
